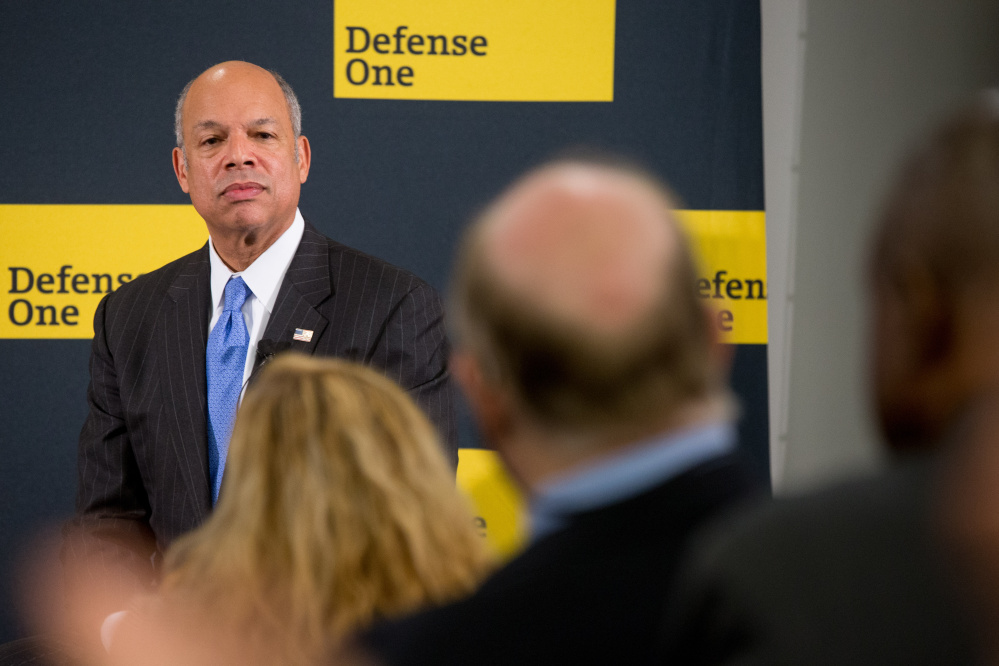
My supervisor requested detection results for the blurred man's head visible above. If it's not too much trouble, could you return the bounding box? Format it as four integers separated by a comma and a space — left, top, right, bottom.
870, 92, 999, 451
449, 160, 729, 485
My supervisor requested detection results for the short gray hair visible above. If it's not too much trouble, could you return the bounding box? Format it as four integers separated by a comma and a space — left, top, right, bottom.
174, 67, 303, 157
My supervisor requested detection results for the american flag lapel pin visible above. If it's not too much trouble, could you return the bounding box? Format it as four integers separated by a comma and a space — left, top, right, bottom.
293, 328, 314, 342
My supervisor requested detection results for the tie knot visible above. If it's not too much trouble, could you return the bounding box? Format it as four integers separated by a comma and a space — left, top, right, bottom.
223, 276, 252, 312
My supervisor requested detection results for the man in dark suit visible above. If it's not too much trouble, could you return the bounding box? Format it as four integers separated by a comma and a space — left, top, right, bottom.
662, 94, 999, 665
351, 161, 763, 665
61, 61, 456, 649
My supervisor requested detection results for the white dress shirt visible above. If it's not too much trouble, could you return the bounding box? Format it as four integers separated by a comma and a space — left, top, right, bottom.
207, 208, 305, 392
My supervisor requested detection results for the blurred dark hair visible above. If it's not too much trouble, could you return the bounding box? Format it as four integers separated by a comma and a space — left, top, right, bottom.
871, 91, 999, 295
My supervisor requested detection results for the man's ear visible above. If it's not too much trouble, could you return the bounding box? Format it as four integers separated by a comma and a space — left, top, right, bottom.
172, 147, 190, 194
296, 135, 312, 183
451, 351, 512, 446
702, 303, 733, 383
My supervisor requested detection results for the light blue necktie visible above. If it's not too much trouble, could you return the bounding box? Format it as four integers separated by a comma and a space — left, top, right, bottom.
206, 276, 251, 504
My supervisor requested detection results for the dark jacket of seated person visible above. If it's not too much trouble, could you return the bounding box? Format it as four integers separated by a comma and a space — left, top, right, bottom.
350, 159, 766, 666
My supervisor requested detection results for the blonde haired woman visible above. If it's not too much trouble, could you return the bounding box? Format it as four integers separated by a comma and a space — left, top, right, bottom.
117, 354, 492, 665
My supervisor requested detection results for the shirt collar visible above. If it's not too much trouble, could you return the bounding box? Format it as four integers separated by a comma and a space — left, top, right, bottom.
529, 421, 736, 542
208, 208, 305, 313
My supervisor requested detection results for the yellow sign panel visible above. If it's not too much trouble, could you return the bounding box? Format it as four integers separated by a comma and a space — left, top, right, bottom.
679, 210, 768, 345
0, 205, 207, 339
0, 206, 765, 343
457, 448, 527, 559
333, 0, 616, 101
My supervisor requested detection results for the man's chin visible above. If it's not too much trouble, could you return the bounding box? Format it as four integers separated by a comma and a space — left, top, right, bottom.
211, 208, 273, 234
198, 200, 296, 242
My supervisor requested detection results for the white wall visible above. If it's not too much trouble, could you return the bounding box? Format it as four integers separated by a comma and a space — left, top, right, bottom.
762, 0, 999, 492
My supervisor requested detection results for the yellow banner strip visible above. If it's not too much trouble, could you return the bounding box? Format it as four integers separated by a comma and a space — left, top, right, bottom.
0, 206, 765, 342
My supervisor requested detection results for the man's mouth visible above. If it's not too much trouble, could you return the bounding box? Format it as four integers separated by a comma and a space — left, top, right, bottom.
222, 182, 265, 201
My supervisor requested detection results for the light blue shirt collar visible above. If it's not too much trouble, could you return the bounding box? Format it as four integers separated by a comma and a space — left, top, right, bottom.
529, 421, 736, 542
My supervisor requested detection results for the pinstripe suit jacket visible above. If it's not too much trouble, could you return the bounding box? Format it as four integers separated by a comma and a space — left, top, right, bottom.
66, 221, 456, 603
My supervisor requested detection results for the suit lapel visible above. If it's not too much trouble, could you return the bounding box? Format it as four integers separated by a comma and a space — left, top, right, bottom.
252, 222, 331, 377
160, 245, 213, 517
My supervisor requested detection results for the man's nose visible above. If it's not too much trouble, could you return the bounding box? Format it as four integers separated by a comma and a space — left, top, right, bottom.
225, 134, 255, 168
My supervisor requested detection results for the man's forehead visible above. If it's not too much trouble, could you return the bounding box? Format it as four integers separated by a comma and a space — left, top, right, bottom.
183, 63, 288, 125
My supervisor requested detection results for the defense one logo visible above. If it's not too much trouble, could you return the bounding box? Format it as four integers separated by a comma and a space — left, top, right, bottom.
0, 205, 206, 339
343, 25, 489, 88
333, 0, 616, 101
7, 265, 133, 327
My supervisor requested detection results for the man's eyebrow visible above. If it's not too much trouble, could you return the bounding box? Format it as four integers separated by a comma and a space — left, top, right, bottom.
193, 120, 224, 132
191, 118, 278, 133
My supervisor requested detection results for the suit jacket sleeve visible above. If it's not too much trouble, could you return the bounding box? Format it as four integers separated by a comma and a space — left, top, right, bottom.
63, 292, 158, 614
368, 278, 458, 468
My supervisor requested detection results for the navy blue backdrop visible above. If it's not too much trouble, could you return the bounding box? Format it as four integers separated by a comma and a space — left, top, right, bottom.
0, 0, 765, 642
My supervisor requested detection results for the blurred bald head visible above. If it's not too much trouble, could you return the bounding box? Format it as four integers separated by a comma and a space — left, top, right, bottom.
483, 164, 675, 335
452, 161, 723, 433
